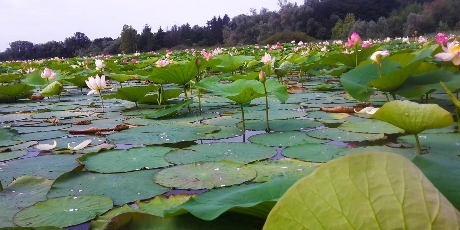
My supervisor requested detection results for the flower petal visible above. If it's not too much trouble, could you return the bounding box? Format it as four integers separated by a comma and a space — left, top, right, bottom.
35, 140, 57, 151
68, 139, 92, 151
434, 53, 454, 61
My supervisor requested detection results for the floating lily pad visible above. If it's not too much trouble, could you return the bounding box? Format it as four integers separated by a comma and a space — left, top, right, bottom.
338, 119, 404, 134
282, 143, 348, 162
78, 146, 174, 173
0, 176, 53, 227
203, 116, 241, 127
13, 195, 113, 228
249, 131, 326, 147
107, 124, 220, 145
165, 178, 299, 220
89, 204, 142, 230
242, 119, 322, 131
307, 111, 350, 122
47, 170, 169, 206
264, 152, 460, 229
12, 130, 67, 142
339, 145, 418, 161
249, 159, 318, 183
0, 128, 19, 147
201, 126, 243, 140
31, 111, 89, 120
235, 110, 306, 120
137, 194, 194, 217
0, 155, 80, 186
307, 128, 385, 142
165, 143, 276, 164
153, 161, 256, 190
398, 133, 460, 155
0, 150, 28, 162
11, 124, 71, 134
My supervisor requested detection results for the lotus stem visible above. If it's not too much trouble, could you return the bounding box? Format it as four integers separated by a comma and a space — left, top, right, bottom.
414, 134, 422, 155
240, 103, 246, 142
198, 89, 202, 115
355, 46, 359, 67
184, 84, 191, 113
263, 83, 270, 133
0, 181, 2, 192
384, 93, 390, 102
456, 108, 460, 133
100, 94, 105, 112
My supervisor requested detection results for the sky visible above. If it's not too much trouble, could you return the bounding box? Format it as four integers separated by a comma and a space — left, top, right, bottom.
0, 0, 304, 52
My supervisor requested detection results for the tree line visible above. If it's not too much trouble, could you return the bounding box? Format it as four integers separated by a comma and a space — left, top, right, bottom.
0, 0, 458, 61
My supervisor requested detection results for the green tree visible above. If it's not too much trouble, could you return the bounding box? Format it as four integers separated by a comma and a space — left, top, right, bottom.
120, 25, 138, 54
138, 24, 154, 52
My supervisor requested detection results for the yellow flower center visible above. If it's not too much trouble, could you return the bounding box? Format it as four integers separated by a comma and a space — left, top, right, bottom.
451, 45, 460, 54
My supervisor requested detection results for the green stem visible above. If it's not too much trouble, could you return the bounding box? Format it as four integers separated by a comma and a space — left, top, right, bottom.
355, 46, 359, 67
384, 92, 390, 102
414, 134, 422, 155
240, 103, 246, 142
263, 83, 270, 133
198, 89, 202, 115
0, 181, 3, 192
100, 94, 105, 113
184, 85, 191, 113
456, 108, 460, 133
392, 93, 397, 100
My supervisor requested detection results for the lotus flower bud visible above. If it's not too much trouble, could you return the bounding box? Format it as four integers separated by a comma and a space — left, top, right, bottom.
259, 70, 266, 83
195, 57, 201, 69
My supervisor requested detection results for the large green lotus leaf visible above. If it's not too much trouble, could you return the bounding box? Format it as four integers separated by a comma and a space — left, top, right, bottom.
196, 77, 265, 104
0, 73, 22, 83
137, 194, 194, 217
263, 152, 460, 230
235, 110, 306, 120
107, 123, 219, 145
243, 119, 321, 131
0, 84, 35, 97
321, 45, 379, 67
22, 71, 65, 88
0, 155, 80, 186
47, 170, 169, 206
371, 100, 454, 134
77, 146, 174, 173
0, 176, 53, 227
249, 131, 326, 147
0, 150, 28, 161
11, 124, 71, 134
12, 130, 67, 142
339, 145, 418, 161
89, 204, 142, 230
368, 59, 422, 92
307, 128, 385, 141
338, 119, 404, 134
0, 91, 33, 103
153, 161, 256, 190
149, 61, 198, 86
39, 81, 63, 97
103, 85, 158, 104
125, 113, 218, 126
413, 153, 460, 211
282, 143, 348, 162
106, 73, 134, 83
249, 159, 318, 183
143, 99, 193, 118
264, 79, 289, 103
103, 212, 262, 230
213, 54, 254, 73
398, 133, 460, 156
395, 68, 460, 99
340, 59, 400, 101
164, 142, 276, 164
165, 178, 298, 220
13, 195, 113, 228
64, 75, 90, 89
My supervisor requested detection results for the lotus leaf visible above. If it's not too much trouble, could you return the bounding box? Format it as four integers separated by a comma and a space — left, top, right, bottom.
307, 128, 385, 141
249, 131, 326, 147
0, 83, 35, 97
282, 143, 348, 162
263, 152, 460, 230
137, 194, 194, 217
39, 81, 63, 97
153, 161, 256, 190
13, 195, 113, 228
103, 85, 159, 106
249, 159, 318, 182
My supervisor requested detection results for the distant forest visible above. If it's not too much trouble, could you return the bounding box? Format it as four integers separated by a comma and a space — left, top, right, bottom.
1, 0, 459, 61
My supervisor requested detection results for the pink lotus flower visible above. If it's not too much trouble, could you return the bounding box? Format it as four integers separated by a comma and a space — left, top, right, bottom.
362, 41, 371, 48
41, 67, 57, 81
435, 33, 448, 45
434, 40, 460, 66
261, 53, 274, 66
131, 58, 137, 63
123, 58, 128, 63
345, 32, 362, 48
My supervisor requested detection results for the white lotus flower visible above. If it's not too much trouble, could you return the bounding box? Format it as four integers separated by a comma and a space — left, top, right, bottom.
85, 74, 106, 95
95, 59, 105, 71
355, 107, 379, 114
35, 140, 57, 151
370, 50, 390, 63
68, 139, 92, 151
